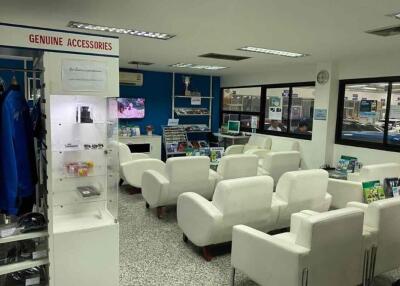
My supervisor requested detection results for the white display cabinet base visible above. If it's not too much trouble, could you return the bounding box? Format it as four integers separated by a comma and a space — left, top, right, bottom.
53, 223, 119, 286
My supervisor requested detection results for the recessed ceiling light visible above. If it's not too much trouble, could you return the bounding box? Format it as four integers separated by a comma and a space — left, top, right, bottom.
128, 61, 154, 66
238, 46, 308, 58
170, 63, 228, 70
67, 21, 175, 40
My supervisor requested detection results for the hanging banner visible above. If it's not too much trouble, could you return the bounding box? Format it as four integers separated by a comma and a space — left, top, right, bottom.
0, 23, 119, 57
62, 60, 107, 91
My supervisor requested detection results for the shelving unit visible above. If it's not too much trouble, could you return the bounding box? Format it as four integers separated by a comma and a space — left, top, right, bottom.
0, 259, 49, 276
0, 231, 48, 244
171, 73, 214, 129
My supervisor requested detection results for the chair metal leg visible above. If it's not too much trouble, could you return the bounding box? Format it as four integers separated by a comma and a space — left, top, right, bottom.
369, 246, 377, 285
362, 249, 369, 286
301, 268, 309, 286
230, 267, 236, 286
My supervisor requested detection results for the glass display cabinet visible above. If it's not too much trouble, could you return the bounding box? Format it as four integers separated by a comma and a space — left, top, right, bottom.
49, 94, 119, 230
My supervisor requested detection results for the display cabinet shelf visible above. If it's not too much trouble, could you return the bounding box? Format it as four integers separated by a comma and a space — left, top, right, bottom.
174, 113, 210, 117
0, 258, 49, 276
174, 95, 213, 99
0, 231, 48, 244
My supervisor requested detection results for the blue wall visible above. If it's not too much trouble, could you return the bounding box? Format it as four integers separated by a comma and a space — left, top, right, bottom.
119, 69, 221, 135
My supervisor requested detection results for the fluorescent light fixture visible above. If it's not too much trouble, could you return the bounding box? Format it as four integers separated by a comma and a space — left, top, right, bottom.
67, 21, 175, 40
238, 46, 308, 58
396, 13, 400, 19
363, 87, 378, 90
170, 63, 228, 70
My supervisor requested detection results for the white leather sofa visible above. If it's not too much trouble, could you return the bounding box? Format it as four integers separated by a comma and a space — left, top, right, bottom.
118, 142, 165, 188
177, 176, 278, 260
328, 163, 400, 209
215, 154, 259, 181
347, 198, 400, 284
141, 156, 217, 218
224, 134, 271, 157
257, 151, 301, 184
273, 169, 332, 229
231, 207, 365, 286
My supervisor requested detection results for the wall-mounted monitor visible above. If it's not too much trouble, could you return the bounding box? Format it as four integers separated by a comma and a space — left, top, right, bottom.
117, 98, 145, 119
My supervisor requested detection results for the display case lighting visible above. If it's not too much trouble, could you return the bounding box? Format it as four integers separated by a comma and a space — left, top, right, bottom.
170, 63, 227, 70
67, 21, 175, 40
238, 46, 308, 58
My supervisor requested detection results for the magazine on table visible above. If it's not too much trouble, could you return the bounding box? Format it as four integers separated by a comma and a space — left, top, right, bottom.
362, 180, 386, 204
209, 147, 225, 164
384, 178, 400, 198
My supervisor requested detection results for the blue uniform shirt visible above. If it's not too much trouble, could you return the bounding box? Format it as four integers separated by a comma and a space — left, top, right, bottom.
0, 86, 37, 215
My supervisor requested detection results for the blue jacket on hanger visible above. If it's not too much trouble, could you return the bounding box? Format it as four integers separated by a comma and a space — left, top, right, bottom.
0, 86, 37, 215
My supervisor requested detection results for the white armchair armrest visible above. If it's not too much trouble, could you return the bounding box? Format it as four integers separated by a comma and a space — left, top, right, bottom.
177, 193, 223, 247
232, 225, 309, 286
224, 145, 245, 156
290, 211, 319, 235
327, 179, 363, 209
244, 148, 270, 158
142, 170, 170, 207
346, 202, 368, 212
130, 153, 150, 161
120, 159, 166, 188
347, 172, 361, 182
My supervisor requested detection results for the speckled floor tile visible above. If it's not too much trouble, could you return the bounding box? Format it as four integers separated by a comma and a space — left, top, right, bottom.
118, 185, 257, 286
118, 185, 400, 286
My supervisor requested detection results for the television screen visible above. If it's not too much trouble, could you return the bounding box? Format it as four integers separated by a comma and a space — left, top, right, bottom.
117, 98, 145, 119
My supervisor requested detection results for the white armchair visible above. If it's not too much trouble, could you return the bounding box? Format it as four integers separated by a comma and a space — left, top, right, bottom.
141, 156, 217, 218
216, 154, 259, 181
224, 134, 271, 156
347, 198, 400, 283
257, 151, 301, 184
273, 169, 332, 229
258, 139, 300, 167
118, 142, 165, 188
177, 176, 278, 260
231, 207, 365, 286
328, 163, 400, 209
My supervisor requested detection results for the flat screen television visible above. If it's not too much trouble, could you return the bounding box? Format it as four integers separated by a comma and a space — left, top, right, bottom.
117, 98, 145, 119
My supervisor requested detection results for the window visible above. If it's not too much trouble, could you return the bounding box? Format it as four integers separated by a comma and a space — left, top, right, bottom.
290, 87, 315, 135
221, 87, 261, 131
221, 82, 315, 139
264, 88, 289, 132
336, 77, 400, 151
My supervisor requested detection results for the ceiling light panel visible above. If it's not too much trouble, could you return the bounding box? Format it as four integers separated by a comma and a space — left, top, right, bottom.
170, 63, 228, 70
68, 21, 175, 40
238, 46, 308, 58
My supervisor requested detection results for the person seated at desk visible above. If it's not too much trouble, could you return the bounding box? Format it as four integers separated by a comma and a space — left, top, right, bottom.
294, 120, 309, 134
268, 120, 282, 132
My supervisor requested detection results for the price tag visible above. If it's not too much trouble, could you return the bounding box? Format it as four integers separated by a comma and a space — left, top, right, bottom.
191, 96, 201, 106
26, 276, 40, 286
0, 227, 16, 238
32, 249, 47, 260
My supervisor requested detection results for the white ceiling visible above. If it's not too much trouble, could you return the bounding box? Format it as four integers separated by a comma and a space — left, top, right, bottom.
1, 0, 400, 76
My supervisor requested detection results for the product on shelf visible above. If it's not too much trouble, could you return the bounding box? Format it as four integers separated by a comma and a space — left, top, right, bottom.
362, 180, 386, 204
77, 186, 100, 198
177, 142, 188, 152
175, 108, 209, 116
65, 161, 94, 177
76, 105, 94, 123
184, 124, 210, 132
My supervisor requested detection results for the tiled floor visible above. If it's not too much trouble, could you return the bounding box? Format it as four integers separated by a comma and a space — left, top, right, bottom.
118, 185, 400, 286
118, 186, 257, 286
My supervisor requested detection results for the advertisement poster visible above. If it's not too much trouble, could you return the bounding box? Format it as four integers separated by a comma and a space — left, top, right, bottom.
314, 109, 327, 121
62, 60, 107, 92
268, 96, 282, 120
251, 116, 258, 129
